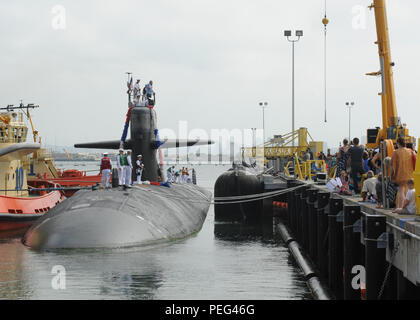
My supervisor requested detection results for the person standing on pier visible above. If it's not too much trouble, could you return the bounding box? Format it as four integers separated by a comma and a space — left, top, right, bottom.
391, 137, 416, 209
100, 152, 112, 188
347, 137, 365, 195
336, 139, 351, 176
303, 148, 311, 162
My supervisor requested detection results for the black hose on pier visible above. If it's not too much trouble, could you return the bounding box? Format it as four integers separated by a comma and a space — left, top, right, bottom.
277, 219, 333, 300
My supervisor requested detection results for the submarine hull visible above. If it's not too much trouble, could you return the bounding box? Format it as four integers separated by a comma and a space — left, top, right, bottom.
214, 167, 263, 222
23, 184, 211, 249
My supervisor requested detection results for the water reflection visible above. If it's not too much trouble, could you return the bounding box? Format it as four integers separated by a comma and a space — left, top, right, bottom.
25, 247, 166, 300
0, 238, 32, 299
99, 267, 163, 300
214, 220, 277, 243
213, 220, 312, 300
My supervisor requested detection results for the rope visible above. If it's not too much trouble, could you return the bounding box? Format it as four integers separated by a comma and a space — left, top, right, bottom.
377, 241, 399, 300
31, 179, 100, 183
323, 0, 328, 123
0, 186, 96, 192
132, 184, 304, 205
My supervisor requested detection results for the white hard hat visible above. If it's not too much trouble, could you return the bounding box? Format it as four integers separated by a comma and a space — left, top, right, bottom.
137, 154, 142, 158
119, 148, 124, 152
103, 152, 108, 155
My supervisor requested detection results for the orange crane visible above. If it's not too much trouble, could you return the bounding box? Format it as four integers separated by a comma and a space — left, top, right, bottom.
366, 0, 414, 149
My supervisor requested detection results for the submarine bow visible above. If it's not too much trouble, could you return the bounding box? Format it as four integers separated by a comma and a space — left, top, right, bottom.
23, 184, 212, 249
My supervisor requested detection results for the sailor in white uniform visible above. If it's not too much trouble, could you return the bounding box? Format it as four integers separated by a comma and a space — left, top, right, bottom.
167, 166, 175, 183
124, 150, 133, 187
135, 155, 144, 184
133, 79, 141, 104
116, 149, 126, 186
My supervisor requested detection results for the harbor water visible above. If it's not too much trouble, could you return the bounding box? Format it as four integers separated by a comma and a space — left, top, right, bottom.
0, 162, 311, 300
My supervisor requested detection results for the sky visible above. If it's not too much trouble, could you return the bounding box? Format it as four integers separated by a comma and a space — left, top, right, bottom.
0, 0, 419, 154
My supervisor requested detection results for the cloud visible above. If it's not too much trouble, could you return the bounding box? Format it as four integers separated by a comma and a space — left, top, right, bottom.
0, 0, 418, 150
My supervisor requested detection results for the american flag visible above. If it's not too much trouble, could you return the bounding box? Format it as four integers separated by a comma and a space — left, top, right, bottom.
126, 77, 133, 94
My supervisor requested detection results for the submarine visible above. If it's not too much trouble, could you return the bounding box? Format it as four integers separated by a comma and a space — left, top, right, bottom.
214, 161, 264, 222
23, 86, 213, 249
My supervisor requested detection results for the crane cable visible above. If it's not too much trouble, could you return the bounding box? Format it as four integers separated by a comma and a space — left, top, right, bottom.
323, 0, 329, 123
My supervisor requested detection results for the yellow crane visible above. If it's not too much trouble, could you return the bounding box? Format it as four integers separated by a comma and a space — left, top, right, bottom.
366, 0, 414, 149
241, 128, 324, 160
26, 108, 39, 143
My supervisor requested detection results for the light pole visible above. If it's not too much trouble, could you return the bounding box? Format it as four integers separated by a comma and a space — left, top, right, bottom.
251, 128, 257, 158
260, 102, 268, 168
345, 102, 355, 142
284, 30, 303, 148
259, 102, 268, 144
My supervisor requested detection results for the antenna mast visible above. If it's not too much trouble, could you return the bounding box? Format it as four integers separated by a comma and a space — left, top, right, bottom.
126, 72, 133, 107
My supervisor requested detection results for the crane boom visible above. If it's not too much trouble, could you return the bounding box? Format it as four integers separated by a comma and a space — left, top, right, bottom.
373, 0, 397, 129
366, 0, 414, 148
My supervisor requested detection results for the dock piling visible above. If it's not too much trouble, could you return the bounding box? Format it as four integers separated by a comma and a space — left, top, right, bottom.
317, 192, 330, 279
328, 197, 344, 299
343, 205, 363, 300
300, 187, 310, 251
307, 189, 319, 261
365, 214, 387, 300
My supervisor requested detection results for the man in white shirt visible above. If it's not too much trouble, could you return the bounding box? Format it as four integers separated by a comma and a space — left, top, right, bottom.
393, 179, 417, 215
361, 171, 377, 201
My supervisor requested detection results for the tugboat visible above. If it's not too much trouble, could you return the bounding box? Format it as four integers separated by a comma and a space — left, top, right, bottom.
28, 151, 103, 197
0, 104, 65, 233
24, 105, 103, 197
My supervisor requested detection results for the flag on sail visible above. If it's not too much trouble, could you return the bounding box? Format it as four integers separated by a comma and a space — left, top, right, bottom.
126, 77, 133, 94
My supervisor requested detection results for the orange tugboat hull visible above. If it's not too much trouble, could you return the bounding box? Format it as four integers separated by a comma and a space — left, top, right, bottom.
28, 170, 105, 197
0, 191, 65, 232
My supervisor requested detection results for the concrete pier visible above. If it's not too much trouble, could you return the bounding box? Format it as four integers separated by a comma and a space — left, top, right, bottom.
281, 180, 420, 300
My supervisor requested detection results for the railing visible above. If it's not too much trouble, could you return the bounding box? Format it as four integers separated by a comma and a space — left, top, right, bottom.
284, 156, 327, 180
